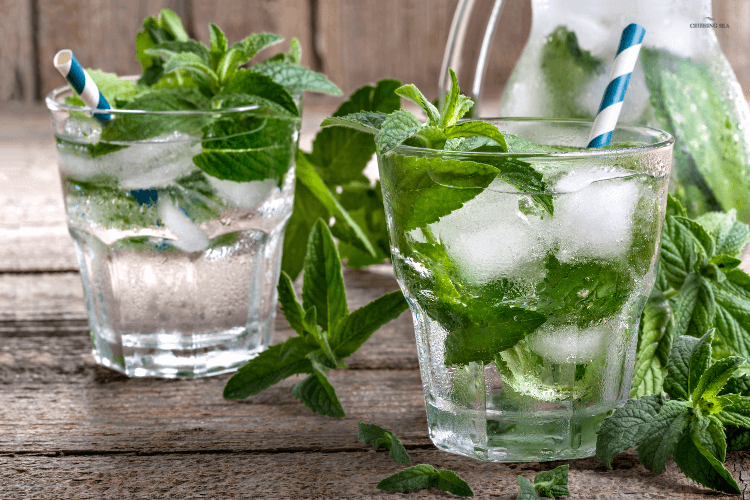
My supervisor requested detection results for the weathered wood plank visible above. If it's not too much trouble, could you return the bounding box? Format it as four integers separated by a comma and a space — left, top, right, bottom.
0, 0, 35, 102
315, 0, 460, 97
35, 0, 191, 99
714, 0, 750, 92
0, 449, 747, 499
192, 0, 315, 69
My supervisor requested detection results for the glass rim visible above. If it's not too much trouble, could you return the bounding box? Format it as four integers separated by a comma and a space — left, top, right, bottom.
45, 76, 301, 117
389, 118, 674, 159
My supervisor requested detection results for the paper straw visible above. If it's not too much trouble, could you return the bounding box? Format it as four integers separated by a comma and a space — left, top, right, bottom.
53, 49, 111, 124
586, 24, 646, 148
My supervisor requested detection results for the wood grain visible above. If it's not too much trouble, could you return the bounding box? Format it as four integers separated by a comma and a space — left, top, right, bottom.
192, 0, 315, 69
35, 0, 191, 99
0, 0, 36, 102
1, 449, 748, 499
714, 0, 750, 92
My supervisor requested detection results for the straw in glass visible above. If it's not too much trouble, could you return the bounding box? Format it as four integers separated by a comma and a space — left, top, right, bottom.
586, 24, 646, 148
53, 49, 112, 124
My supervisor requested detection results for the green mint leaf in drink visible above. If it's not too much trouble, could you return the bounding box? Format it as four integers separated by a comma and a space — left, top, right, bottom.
222, 70, 300, 115
438, 69, 474, 129
291, 360, 345, 418
145, 40, 212, 65
641, 47, 750, 221
318, 112, 390, 134
540, 26, 602, 119
376, 109, 424, 153
229, 32, 285, 65
395, 84, 441, 125
357, 422, 411, 464
442, 121, 508, 151
376, 464, 474, 497
135, 9, 190, 86
532, 464, 571, 499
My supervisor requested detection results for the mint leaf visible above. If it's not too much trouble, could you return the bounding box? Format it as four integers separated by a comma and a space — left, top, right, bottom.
291, 360, 345, 418
145, 40, 211, 65
294, 153, 375, 258
438, 68, 474, 128
209, 23, 228, 55
277, 271, 306, 337
376, 464, 437, 494
697, 210, 750, 257
663, 334, 701, 401
281, 176, 328, 280
674, 429, 741, 494
376, 465, 474, 497
192, 114, 298, 182
631, 292, 673, 398
357, 422, 410, 464
135, 9, 190, 86
98, 88, 211, 144
443, 121, 508, 151
595, 394, 666, 468
310, 79, 401, 186
223, 70, 299, 115
251, 61, 341, 95
319, 112, 389, 135
671, 272, 715, 338
517, 475, 542, 500
223, 336, 312, 399
333, 290, 408, 358
636, 399, 691, 473
376, 109, 423, 153
211, 93, 296, 117
163, 52, 219, 94
712, 268, 750, 359
395, 84, 440, 125
533, 464, 570, 498
692, 414, 727, 462
536, 255, 634, 327
381, 154, 497, 232
715, 394, 750, 429
302, 220, 348, 336
540, 26, 602, 119
335, 182, 391, 269
687, 329, 715, 395
692, 356, 745, 403
230, 32, 284, 65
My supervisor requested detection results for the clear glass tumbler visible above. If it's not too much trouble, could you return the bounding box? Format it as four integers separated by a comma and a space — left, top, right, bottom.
378, 119, 673, 461
47, 83, 301, 378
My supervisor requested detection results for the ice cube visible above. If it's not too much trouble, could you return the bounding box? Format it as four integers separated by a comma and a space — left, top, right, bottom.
431, 179, 551, 283
207, 176, 277, 210
527, 323, 609, 364
158, 199, 209, 253
552, 169, 640, 262
59, 131, 201, 189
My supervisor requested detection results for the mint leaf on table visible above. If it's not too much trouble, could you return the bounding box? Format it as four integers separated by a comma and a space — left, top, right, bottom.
596, 330, 746, 494
641, 47, 750, 221
357, 422, 410, 464
516, 464, 570, 499
224, 219, 408, 417
376, 464, 474, 497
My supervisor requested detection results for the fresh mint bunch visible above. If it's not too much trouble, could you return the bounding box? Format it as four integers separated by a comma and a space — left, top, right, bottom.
516, 464, 570, 499
357, 422, 410, 464
281, 79, 403, 280
376, 464, 474, 497
223, 219, 408, 417
597, 330, 750, 494
321, 68, 507, 153
630, 195, 750, 398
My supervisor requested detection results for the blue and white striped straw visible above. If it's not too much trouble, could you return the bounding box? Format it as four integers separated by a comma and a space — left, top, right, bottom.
53, 49, 111, 124
586, 24, 646, 148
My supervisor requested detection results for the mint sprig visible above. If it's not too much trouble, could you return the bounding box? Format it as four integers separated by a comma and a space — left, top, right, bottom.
223, 219, 408, 417
376, 464, 474, 497
630, 196, 750, 399
597, 330, 748, 494
516, 464, 570, 499
357, 422, 410, 464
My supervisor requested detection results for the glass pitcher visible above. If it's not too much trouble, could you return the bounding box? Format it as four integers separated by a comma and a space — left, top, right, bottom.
440, 0, 750, 220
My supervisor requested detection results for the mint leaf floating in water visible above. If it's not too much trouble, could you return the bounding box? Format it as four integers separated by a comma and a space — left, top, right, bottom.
357, 422, 410, 464
597, 330, 747, 494
224, 219, 408, 417
376, 464, 474, 497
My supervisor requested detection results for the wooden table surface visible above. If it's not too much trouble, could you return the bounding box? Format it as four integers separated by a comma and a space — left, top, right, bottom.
3, 103, 750, 500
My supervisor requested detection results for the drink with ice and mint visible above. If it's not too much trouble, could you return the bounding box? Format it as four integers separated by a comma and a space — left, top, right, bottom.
48, 85, 301, 378
377, 119, 673, 462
